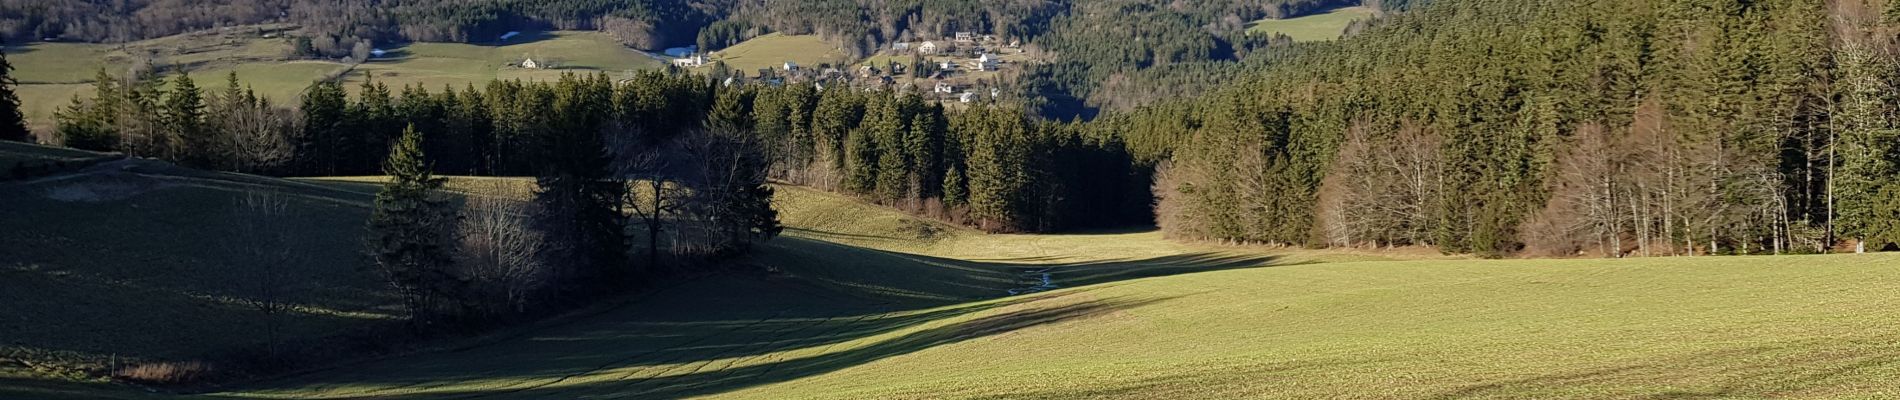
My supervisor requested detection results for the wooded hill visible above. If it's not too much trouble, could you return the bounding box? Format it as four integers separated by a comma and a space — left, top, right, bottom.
1110, 0, 1900, 256
28, 0, 1900, 257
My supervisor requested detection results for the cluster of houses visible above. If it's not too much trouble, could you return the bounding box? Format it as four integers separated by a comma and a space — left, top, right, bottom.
646, 33, 1018, 104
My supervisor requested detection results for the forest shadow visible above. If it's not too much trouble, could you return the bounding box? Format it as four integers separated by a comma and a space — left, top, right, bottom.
758, 233, 1283, 303
353, 295, 1178, 399
232, 233, 1273, 398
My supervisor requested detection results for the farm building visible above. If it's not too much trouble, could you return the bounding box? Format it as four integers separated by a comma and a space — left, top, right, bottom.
935, 82, 957, 94
673, 55, 706, 68
959, 91, 978, 103
521, 58, 541, 69
974, 54, 999, 71
919, 41, 939, 54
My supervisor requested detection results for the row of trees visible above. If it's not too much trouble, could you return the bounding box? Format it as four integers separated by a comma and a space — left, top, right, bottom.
739, 83, 1148, 232
54, 71, 295, 172
53, 70, 781, 324
357, 73, 783, 325
1118, 0, 1900, 256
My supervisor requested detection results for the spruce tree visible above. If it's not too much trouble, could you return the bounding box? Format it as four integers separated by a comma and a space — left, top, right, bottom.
164, 73, 210, 166
0, 42, 28, 142
300, 81, 349, 175
368, 124, 457, 325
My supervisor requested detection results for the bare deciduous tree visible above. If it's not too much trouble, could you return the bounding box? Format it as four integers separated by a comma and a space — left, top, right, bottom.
229, 191, 305, 357
455, 186, 547, 317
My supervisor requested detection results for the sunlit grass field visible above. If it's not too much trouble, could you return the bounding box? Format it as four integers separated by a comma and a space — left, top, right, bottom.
7, 143, 1900, 399
230, 187, 1900, 399
1247, 6, 1378, 42
710, 33, 850, 74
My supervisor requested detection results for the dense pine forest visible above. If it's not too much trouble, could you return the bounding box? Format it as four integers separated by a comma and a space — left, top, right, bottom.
14, 0, 1900, 257
1121, 0, 1900, 256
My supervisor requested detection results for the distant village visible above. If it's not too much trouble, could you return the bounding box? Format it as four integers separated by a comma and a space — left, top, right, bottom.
662, 31, 1027, 104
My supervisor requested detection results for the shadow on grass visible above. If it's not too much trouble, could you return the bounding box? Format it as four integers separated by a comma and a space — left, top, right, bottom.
304, 295, 1176, 399
759, 234, 1283, 303
220, 236, 1283, 399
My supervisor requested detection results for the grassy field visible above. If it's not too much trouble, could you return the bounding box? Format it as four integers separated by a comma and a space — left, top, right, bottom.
217, 187, 1900, 399
1247, 6, 1378, 42
10, 30, 661, 134
8, 144, 1900, 399
711, 33, 850, 74
0, 141, 397, 397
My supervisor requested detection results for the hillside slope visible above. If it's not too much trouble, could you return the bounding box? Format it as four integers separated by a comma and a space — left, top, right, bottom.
221, 188, 1900, 399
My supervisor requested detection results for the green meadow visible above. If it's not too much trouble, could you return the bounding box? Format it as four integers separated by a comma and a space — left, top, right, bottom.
1247, 6, 1379, 42
5, 141, 1900, 399
711, 33, 850, 74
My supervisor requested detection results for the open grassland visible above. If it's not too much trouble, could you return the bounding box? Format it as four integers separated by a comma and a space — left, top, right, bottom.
0, 142, 396, 396
225, 187, 1900, 399
8, 152, 1900, 399
10, 30, 660, 133
711, 33, 849, 74
1247, 6, 1378, 42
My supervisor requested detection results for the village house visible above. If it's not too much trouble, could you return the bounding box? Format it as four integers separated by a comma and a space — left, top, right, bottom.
521, 58, 541, 69
955, 32, 976, 43
919, 41, 939, 55
939, 60, 958, 71
672, 54, 706, 68
783, 61, 800, 72
892, 42, 912, 52
934, 82, 957, 94
959, 91, 979, 103
973, 53, 999, 71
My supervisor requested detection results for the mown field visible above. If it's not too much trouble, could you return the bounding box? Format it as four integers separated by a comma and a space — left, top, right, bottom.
710, 33, 850, 74
1247, 6, 1378, 42
10, 30, 661, 134
6, 141, 1900, 399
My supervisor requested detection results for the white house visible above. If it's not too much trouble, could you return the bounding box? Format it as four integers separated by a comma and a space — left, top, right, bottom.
892, 42, 912, 52
974, 53, 999, 71
955, 32, 976, 43
959, 91, 979, 103
934, 82, 956, 94
939, 60, 958, 71
672, 54, 706, 68
919, 41, 939, 55
782, 61, 800, 72
521, 58, 541, 69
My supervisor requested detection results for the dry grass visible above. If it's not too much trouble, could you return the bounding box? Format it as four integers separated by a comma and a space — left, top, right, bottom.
112, 362, 211, 385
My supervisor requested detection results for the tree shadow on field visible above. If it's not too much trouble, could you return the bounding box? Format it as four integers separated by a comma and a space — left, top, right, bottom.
753, 234, 1283, 304
344, 295, 1178, 400
234, 235, 1282, 399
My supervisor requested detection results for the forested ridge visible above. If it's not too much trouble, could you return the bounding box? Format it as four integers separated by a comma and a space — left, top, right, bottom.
1118, 0, 1900, 256
19, 0, 1900, 257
